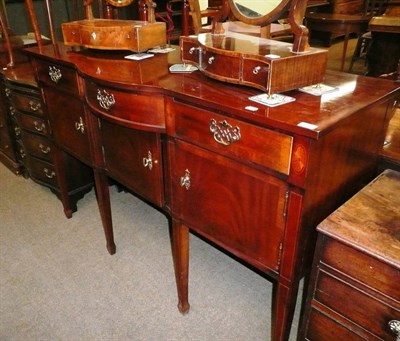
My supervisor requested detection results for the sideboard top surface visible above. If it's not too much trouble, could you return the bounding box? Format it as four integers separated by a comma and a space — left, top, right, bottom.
24, 43, 400, 139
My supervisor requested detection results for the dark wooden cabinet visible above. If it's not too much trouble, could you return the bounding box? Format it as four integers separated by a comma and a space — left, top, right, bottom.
300, 169, 400, 340
1, 61, 94, 217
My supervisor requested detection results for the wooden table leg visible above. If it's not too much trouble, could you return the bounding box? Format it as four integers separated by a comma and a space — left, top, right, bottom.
272, 279, 301, 341
172, 219, 190, 314
93, 170, 116, 255
341, 29, 350, 71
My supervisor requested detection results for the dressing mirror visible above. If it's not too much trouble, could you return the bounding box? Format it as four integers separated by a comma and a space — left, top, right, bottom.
227, 0, 291, 25
180, 0, 328, 95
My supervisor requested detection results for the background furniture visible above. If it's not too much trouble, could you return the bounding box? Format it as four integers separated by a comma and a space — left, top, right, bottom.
305, 0, 387, 71
0, 0, 93, 215
299, 169, 400, 340
348, 0, 388, 72
366, 0, 400, 77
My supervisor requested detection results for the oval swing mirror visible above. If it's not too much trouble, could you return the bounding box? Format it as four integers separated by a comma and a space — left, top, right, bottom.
227, 0, 292, 26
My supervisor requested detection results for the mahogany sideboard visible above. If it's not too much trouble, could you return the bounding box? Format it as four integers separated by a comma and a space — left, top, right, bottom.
24, 43, 399, 341
299, 169, 400, 340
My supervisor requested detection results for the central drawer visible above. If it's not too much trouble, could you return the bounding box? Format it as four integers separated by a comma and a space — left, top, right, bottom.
85, 80, 165, 131
166, 97, 293, 175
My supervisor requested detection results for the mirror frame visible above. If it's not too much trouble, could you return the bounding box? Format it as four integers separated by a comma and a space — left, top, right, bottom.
227, 0, 292, 25
106, 0, 134, 7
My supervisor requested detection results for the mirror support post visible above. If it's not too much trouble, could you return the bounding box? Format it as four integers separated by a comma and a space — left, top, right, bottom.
289, 0, 310, 53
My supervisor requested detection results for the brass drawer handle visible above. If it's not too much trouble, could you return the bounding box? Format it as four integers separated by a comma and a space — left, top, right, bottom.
5, 88, 11, 97
389, 320, 400, 340
48, 66, 62, 83
19, 148, 26, 159
252, 65, 270, 75
97, 89, 115, 110
208, 56, 215, 64
43, 168, 56, 179
34, 121, 46, 132
39, 143, 51, 154
29, 100, 41, 112
143, 150, 157, 171
180, 169, 191, 190
75, 117, 85, 134
14, 126, 21, 136
209, 118, 241, 146
9, 106, 15, 116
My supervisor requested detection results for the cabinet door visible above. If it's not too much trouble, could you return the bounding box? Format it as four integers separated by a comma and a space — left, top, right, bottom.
43, 87, 91, 164
168, 139, 288, 273
100, 119, 164, 207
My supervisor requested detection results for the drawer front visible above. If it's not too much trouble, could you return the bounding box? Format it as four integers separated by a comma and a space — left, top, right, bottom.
27, 156, 58, 187
21, 132, 53, 162
322, 239, 400, 300
10, 93, 43, 116
201, 50, 241, 80
168, 139, 287, 272
242, 58, 271, 91
85, 81, 165, 130
44, 87, 91, 164
15, 113, 48, 136
35, 59, 80, 96
166, 98, 293, 175
315, 269, 400, 340
305, 308, 366, 341
100, 120, 164, 206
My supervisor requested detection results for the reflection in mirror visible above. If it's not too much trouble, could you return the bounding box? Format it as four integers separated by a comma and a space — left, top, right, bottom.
233, 1, 284, 18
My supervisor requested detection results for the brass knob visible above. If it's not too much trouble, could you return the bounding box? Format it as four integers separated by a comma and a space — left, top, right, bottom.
388, 320, 400, 341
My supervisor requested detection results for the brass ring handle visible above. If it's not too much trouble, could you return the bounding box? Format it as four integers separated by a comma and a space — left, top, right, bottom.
388, 320, 400, 340
180, 169, 191, 190
208, 56, 215, 64
43, 168, 56, 179
39, 143, 51, 154
48, 66, 62, 83
209, 118, 241, 146
34, 121, 46, 132
253, 66, 261, 74
29, 100, 41, 112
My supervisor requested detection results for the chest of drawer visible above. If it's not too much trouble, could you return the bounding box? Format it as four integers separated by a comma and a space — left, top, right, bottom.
85, 80, 165, 130
166, 97, 293, 175
35, 60, 80, 96
21, 132, 53, 162
15, 113, 48, 136
10, 92, 43, 116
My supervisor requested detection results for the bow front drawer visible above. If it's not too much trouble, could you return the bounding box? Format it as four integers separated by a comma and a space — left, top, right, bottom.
85, 80, 165, 131
166, 97, 293, 175
10, 93, 43, 116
